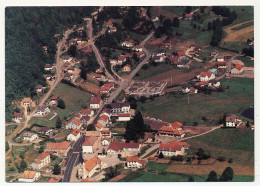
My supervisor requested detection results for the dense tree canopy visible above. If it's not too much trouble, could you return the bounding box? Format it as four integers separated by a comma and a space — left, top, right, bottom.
5, 7, 97, 121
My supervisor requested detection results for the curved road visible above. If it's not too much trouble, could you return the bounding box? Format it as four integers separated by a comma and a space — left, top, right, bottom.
8, 27, 74, 146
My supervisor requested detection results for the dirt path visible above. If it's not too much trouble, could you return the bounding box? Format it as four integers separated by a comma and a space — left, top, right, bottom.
222, 20, 254, 43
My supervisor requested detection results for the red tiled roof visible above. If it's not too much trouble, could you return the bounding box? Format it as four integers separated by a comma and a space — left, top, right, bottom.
82, 136, 98, 146
46, 141, 71, 150
14, 112, 23, 117
90, 97, 101, 105
22, 97, 32, 103
196, 81, 208, 86
94, 73, 102, 78
186, 14, 193, 18
70, 129, 80, 136
118, 113, 131, 117
226, 114, 237, 122
84, 156, 101, 171
81, 179, 92, 182
136, 45, 142, 49
48, 178, 59, 182
101, 130, 111, 134
126, 156, 145, 165
136, 52, 143, 56
95, 123, 103, 129
235, 64, 243, 70
21, 171, 37, 179
98, 114, 109, 122
118, 56, 126, 61
108, 141, 140, 152
110, 26, 117, 30
36, 152, 49, 160
217, 61, 227, 66
199, 72, 212, 77
51, 96, 59, 100
69, 117, 82, 126
158, 126, 175, 132
159, 141, 185, 152
170, 57, 179, 62
106, 20, 113, 26
171, 121, 183, 128
80, 109, 92, 115
177, 51, 185, 56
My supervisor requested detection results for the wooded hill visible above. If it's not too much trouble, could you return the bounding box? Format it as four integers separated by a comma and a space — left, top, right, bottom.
5, 7, 97, 121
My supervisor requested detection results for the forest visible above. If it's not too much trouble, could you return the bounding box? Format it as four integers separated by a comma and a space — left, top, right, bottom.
5, 7, 97, 121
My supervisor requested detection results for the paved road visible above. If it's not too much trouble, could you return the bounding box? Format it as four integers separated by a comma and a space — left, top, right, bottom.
62, 135, 86, 182
87, 19, 117, 83
106, 31, 154, 104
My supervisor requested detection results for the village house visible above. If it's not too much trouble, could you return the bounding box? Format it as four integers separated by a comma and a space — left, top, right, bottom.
231, 64, 244, 74
76, 37, 83, 44
107, 141, 141, 156
66, 117, 82, 130
106, 20, 113, 28
122, 64, 131, 72
177, 62, 184, 68
63, 55, 72, 62
190, 87, 198, 94
185, 14, 193, 20
170, 56, 180, 64
118, 55, 127, 64
158, 141, 190, 156
136, 51, 145, 58
100, 83, 114, 95
67, 66, 75, 73
109, 26, 117, 33
101, 108, 112, 119
165, 42, 172, 49
216, 56, 225, 62
49, 96, 59, 105
121, 40, 134, 48
151, 16, 159, 22
177, 51, 186, 59
67, 129, 81, 141
126, 156, 145, 169
80, 109, 94, 117
77, 156, 103, 179
93, 73, 105, 81
101, 138, 111, 146
110, 59, 118, 65
82, 136, 100, 153
34, 106, 50, 116
225, 114, 242, 127
64, 73, 74, 80
217, 61, 227, 69
101, 129, 112, 139
44, 64, 54, 71
81, 115, 90, 125
94, 123, 103, 131
13, 112, 23, 121
45, 141, 71, 156
89, 96, 102, 109
18, 171, 41, 182
97, 114, 110, 127
133, 45, 142, 52
195, 81, 208, 87
181, 86, 190, 94
158, 125, 185, 138
156, 49, 165, 56
118, 113, 131, 121
152, 56, 164, 63
23, 132, 38, 142
208, 79, 221, 88
31, 152, 51, 170
21, 97, 32, 106
35, 85, 44, 93
110, 102, 130, 115
197, 72, 215, 81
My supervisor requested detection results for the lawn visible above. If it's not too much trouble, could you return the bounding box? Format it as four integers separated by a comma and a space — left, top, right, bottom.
193, 174, 254, 182
185, 128, 254, 166
137, 78, 253, 125
146, 161, 170, 172
29, 83, 92, 128
161, 7, 186, 17
235, 56, 254, 67
139, 145, 151, 157
131, 172, 190, 182
228, 6, 254, 25
135, 63, 176, 80
221, 41, 248, 53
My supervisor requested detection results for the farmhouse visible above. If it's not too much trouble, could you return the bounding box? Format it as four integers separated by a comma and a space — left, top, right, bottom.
118, 55, 127, 63
66, 117, 82, 130
197, 72, 215, 81
82, 136, 100, 153
49, 96, 59, 105
217, 61, 227, 69
89, 96, 102, 109
107, 141, 141, 156
101, 138, 111, 146
23, 132, 38, 142
118, 113, 131, 121
31, 152, 50, 170
79, 109, 94, 117
13, 112, 23, 120
208, 79, 221, 88
158, 141, 190, 156
106, 20, 113, 27
35, 85, 44, 93
67, 129, 81, 141
185, 14, 193, 19
45, 141, 71, 156
44, 64, 54, 71
110, 102, 130, 115
152, 56, 164, 63
170, 56, 179, 64
225, 114, 242, 127
48, 178, 60, 182
95, 123, 103, 131
18, 171, 41, 182
101, 130, 112, 139
64, 73, 73, 80
158, 125, 185, 138
121, 40, 134, 48
231, 64, 244, 74
177, 62, 184, 68
122, 64, 131, 72
62, 55, 72, 62
21, 97, 32, 106
136, 51, 145, 58
126, 156, 145, 169
97, 114, 109, 127
77, 156, 103, 179
133, 45, 142, 52
109, 26, 117, 33
93, 73, 104, 81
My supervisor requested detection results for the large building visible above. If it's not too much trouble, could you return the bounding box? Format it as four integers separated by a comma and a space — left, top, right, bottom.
158, 141, 190, 157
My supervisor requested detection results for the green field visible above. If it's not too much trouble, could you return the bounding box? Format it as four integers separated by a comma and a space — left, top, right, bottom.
137, 78, 253, 125
146, 161, 170, 172
185, 128, 254, 166
29, 83, 92, 127
228, 6, 254, 25
231, 21, 254, 31
221, 41, 248, 53
161, 6, 186, 17
135, 63, 176, 80
235, 56, 254, 67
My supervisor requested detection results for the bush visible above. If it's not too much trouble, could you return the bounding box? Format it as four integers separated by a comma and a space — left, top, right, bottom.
57, 99, 66, 109
217, 156, 225, 162
171, 155, 184, 161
